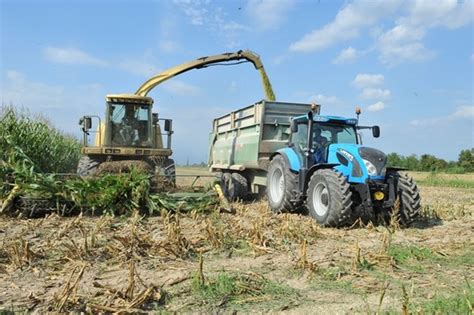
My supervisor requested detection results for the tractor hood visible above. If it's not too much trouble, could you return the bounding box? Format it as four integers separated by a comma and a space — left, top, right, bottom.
326, 143, 387, 184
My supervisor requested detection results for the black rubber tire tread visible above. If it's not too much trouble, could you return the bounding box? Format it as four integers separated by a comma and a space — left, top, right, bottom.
266, 155, 300, 213
231, 172, 249, 200
77, 156, 101, 176
162, 158, 176, 185
396, 172, 421, 226
306, 169, 352, 227
221, 172, 236, 201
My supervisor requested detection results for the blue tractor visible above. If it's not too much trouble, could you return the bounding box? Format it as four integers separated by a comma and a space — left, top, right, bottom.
266, 106, 421, 227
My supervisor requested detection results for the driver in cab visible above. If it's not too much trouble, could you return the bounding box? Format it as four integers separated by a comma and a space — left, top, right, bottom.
120, 106, 139, 145
314, 127, 328, 163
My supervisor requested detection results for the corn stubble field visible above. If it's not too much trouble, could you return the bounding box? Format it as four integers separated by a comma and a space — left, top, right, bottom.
1, 109, 473, 313
0, 167, 472, 314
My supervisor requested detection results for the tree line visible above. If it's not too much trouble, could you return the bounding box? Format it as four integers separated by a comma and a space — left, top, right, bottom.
387, 148, 473, 173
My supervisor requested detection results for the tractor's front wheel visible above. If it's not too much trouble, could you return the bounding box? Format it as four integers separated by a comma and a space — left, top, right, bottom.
306, 169, 352, 227
394, 172, 421, 226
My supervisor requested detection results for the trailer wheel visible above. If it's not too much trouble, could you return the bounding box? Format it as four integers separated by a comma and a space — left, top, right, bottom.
77, 156, 101, 176
395, 172, 421, 226
266, 155, 299, 213
231, 172, 249, 200
306, 169, 352, 227
220, 172, 244, 201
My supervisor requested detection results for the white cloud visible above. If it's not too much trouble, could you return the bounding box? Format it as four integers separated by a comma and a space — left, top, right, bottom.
352, 73, 384, 88
410, 105, 474, 127
246, 0, 294, 30
43, 47, 107, 66
1, 70, 104, 134
332, 47, 358, 64
162, 80, 200, 96
117, 60, 159, 77
289, 0, 402, 52
471, 53, 474, 62
172, 0, 210, 26
377, 0, 474, 65
367, 101, 385, 112
360, 88, 391, 101
308, 93, 339, 106
159, 40, 179, 53
449, 105, 474, 120
172, 1, 250, 48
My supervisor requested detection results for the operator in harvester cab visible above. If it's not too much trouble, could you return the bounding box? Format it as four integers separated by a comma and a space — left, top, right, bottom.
314, 127, 328, 163
120, 106, 139, 146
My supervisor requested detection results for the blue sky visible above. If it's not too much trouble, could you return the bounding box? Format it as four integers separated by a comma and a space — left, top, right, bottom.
1, 0, 473, 163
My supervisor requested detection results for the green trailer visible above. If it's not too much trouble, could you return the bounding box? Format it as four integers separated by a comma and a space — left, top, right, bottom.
209, 100, 318, 200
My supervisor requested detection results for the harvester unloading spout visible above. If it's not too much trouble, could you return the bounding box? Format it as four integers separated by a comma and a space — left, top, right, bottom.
135, 50, 276, 101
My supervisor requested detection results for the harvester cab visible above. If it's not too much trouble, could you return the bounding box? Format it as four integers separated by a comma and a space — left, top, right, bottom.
78, 93, 174, 181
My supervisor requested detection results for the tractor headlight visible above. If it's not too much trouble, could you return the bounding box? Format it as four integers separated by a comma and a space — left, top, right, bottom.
363, 159, 377, 176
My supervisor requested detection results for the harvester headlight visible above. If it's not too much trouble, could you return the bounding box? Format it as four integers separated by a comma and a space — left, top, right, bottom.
362, 159, 377, 176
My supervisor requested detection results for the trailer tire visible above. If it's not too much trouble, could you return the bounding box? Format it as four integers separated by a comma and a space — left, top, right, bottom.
77, 156, 101, 176
306, 169, 352, 227
266, 155, 299, 213
231, 172, 249, 200
221, 172, 242, 201
395, 172, 421, 226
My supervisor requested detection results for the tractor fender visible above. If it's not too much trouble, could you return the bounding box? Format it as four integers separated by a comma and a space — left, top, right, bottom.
303, 163, 339, 192
270, 148, 301, 172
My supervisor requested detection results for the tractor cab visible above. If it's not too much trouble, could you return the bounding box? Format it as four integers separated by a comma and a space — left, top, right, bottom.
288, 109, 384, 184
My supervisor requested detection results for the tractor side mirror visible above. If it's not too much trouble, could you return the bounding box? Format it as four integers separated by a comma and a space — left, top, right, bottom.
164, 119, 172, 132
152, 113, 158, 125
290, 120, 298, 133
372, 125, 380, 138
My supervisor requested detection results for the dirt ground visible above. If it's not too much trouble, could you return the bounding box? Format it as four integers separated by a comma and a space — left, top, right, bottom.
1, 172, 473, 313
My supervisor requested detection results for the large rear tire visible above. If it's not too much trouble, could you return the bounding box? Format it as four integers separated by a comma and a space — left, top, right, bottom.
395, 172, 421, 226
266, 155, 300, 213
77, 156, 101, 176
306, 169, 352, 227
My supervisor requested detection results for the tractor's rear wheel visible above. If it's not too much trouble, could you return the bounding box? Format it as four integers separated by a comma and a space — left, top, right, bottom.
266, 155, 300, 213
395, 172, 421, 226
306, 169, 352, 227
77, 156, 101, 176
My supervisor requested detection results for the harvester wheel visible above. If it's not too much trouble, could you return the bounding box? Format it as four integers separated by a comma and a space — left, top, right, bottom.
306, 169, 352, 227
162, 158, 176, 186
266, 155, 300, 213
77, 156, 100, 176
395, 172, 421, 226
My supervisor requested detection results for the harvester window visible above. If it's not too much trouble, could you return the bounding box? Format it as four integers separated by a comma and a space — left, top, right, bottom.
108, 103, 151, 147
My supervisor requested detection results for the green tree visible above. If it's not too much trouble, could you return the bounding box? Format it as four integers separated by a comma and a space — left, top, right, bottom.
405, 154, 420, 170
458, 148, 474, 172
387, 153, 403, 167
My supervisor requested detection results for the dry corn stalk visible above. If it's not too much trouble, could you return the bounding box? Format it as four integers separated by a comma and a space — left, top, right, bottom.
1, 184, 20, 213
295, 239, 316, 271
